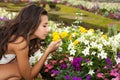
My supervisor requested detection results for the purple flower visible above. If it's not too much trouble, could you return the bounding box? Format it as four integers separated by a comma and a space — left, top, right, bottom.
3, 17, 9, 21
72, 57, 82, 71
86, 75, 91, 80
117, 52, 120, 58
105, 58, 112, 65
64, 75, 71, 80
72, 76, 82, 80
85, 59, 90, 62
51, 69, 59, 75
0, 18, 2, 21
0, 17, 9, 21
60, 63, 67, 69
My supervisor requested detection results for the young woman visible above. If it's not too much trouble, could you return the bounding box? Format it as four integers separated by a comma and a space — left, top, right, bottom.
0, 4, 60, 80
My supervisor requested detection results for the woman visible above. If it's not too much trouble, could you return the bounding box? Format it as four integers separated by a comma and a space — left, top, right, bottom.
0, 4, 60, 80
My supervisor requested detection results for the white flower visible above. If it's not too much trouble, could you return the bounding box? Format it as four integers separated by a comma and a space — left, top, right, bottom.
82, 47, 90, 56
88, 69, 95, 75
87, 61, 93, 66
68, 42, 74, 50
83, 40, 89, 45
29, 56, 36, 65
58, 47, 63, 52
29, 49, 43, 65
69, 57, 73, 61
101, 38, 110, 46
34, 49, 43, 61
97, 44, 103, 51
70, 49, 76, 56
97, 50, 107, 59
115, 57, 120, 64
90, 42, 97, 48
78, 35, 85, 42
91, 51, 96, 55
87, 30, 93, 35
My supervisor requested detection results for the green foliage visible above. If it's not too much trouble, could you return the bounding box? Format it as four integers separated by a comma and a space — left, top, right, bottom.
107, 24, 119, 37
46, 4, 120, 32
0, 2, 120, 32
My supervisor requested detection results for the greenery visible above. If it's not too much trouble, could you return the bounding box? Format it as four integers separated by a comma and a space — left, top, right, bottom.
0, 2, 120, 32
46, 4, 120, 32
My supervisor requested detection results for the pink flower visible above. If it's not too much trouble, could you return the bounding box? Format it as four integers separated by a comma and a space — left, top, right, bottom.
110, 69, 119, 77
64, 58, 69, 61
96, 73, 103, 78
44, 69, 49, 72
96, 69, 100, 73
51, 73, 55, 77
51, 60, 57, 64
104, 66, 108, 69
112, 76, 120, 80
104, 78, 109, 80
59, 60, 64, 63
45, 64, 53, 69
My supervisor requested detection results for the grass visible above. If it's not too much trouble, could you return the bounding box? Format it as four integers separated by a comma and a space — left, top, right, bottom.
45, 4, 120, 32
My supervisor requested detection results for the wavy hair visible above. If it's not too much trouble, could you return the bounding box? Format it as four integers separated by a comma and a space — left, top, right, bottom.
0, 4, 48, 59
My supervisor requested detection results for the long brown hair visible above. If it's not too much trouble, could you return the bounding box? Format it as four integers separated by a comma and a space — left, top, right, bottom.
0, 4, 48, 59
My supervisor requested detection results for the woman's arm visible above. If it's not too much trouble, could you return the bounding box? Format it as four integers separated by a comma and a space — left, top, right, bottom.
13, 38, 32, 80
12, 37, 60, 80
31, 40, 61, 77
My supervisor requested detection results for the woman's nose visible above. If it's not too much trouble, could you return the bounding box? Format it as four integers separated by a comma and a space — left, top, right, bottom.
47, 27, 50, 32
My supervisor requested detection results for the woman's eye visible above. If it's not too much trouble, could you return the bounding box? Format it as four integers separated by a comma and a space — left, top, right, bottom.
43, 25, 46, 27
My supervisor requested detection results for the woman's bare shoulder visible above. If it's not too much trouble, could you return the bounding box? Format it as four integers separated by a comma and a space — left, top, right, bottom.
9, 36, 28, 51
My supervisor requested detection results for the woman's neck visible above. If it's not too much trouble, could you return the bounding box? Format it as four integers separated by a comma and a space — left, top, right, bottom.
30, 35, 37, 40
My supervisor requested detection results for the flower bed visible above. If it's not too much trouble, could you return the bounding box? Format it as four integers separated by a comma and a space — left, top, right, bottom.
30, 21, 120, 80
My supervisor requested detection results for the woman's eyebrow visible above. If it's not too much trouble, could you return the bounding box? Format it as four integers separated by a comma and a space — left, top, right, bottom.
44, 23, 48, 25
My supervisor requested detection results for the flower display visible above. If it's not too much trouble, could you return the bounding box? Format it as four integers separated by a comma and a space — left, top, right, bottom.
30, 21, 120, 80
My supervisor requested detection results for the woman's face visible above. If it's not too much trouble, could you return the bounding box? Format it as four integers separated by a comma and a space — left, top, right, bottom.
34, 15, 50, 39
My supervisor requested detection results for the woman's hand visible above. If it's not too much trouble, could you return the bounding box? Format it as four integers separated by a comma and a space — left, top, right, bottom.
45, 39, 61, 54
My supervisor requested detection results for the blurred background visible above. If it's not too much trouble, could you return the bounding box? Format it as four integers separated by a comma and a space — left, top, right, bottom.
0, 0, 120, 33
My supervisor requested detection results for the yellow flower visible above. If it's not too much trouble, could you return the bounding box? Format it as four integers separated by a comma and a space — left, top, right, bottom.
52, 35, 60, 41
88, 29, 94, 33
102, 35, 108, 40
52, 32, 60, 41
60, 31, 68, 38
69, 33, 78, 40
69, 34, 72, 40
52, 32, 59, 37
73, 39, 79, 45
79, 26, 87, 33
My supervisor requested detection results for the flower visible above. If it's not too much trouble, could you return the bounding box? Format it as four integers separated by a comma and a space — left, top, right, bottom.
72, 57, 82, 71
60, 63, 67, 69
79, 26, 87, 33
52, 32, 60, 41
96, 73, 103, 78
117, 52, 120, 58
60, 31, 68, 38
30, 22, 120, 80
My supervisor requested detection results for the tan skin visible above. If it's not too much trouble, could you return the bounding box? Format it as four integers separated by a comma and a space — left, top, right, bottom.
0, 15, 61, 80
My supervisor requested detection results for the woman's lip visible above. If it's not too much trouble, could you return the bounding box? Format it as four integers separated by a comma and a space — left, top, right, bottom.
44, 34, 47, 35
44, 34, 47, 37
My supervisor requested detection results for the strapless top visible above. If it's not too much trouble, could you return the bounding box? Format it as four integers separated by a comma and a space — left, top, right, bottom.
0, 54, 16, 64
